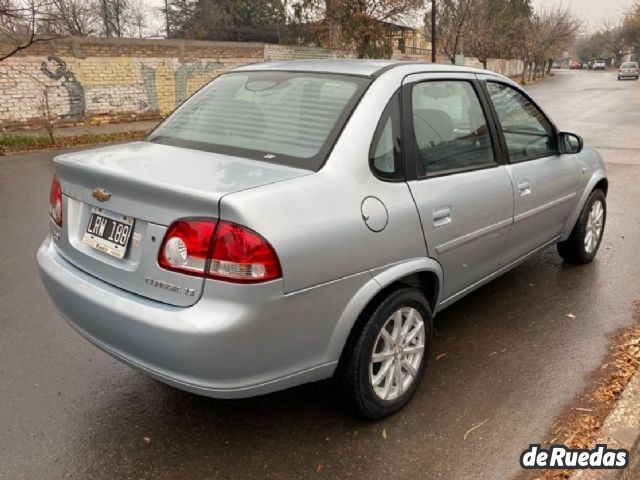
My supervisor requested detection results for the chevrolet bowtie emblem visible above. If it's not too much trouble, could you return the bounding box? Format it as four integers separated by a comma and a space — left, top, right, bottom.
92, 188, 111, 202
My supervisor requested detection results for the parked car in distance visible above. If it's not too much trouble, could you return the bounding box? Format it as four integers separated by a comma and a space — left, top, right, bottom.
593, 59, 607, 70
570, 61, 582, 70
582, 62, 589, 69
618, 62, 640, 80
38, 60, 609, 419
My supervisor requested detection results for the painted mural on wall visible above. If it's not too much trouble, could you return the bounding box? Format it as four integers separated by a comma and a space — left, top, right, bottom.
0, 54, 227, 126
40, 55, 86, 118
140, 59, 223, 113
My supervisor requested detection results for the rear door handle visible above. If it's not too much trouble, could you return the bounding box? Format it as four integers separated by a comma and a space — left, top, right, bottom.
432, 206, 452, 227
517, 181, 531, 196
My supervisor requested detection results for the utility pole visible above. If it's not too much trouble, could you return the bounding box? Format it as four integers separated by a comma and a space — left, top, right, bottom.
164, 0, 170, 38
431, 0, 436, 63
102, 0, 110, 37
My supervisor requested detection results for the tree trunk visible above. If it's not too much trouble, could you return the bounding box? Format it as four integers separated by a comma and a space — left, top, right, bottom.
357, 34, 371, 59
521, 61, 528, 84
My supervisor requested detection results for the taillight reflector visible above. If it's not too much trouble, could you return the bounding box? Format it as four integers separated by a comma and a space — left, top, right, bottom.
158, 219, 217, 275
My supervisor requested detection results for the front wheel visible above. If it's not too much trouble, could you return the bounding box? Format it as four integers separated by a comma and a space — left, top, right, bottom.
557, 189, 606, 264
337, 288, 432, 419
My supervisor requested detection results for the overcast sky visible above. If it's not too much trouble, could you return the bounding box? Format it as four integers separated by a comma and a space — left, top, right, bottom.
145, 0, 637, 36
534, 0, 635, 30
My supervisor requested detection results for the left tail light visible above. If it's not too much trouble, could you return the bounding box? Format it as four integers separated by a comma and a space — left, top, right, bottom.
49, 175, 63, 227
158, 218, 281, 283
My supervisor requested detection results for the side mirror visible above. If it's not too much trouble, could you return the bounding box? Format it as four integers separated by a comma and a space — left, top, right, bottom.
559, 132, 583, 154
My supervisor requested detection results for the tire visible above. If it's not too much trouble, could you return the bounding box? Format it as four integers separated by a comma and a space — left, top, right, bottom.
557, 189, 607, 264
337, 288, 433, 419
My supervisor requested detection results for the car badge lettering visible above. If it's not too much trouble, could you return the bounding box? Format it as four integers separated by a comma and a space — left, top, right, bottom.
145, 277, 196, 297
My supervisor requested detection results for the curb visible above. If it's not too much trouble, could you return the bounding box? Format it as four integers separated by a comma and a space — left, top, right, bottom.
569, 369, 640, 480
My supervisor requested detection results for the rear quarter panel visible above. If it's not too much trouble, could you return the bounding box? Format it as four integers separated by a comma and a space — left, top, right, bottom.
219, 67, 429, 294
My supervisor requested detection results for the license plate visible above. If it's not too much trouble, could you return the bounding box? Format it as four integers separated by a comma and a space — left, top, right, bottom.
82, 207, 135, 259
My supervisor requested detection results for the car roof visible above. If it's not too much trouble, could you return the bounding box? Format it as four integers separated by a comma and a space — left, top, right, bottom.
233, 59, 495, 78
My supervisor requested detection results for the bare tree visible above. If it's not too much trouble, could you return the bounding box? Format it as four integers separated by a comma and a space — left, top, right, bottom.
517, 6, 579, 83
425, 0, 476, 64
42, 0, 95, 35
465, 0, 532, 69
128, 0, 147, 38
595, 19, 627, 66
1, 0, 60, 61
466, 0, 507, 69
292, 0, 422, 58
622, 2, 640, 53
160, 0, 196, 38
95, 0, 129, 37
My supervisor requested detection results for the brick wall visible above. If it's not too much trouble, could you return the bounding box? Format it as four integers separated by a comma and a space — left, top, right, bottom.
0, 37, 265, 130
0, 36, 524, 130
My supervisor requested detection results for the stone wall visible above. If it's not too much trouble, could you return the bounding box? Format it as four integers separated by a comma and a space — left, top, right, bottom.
0, 36, 523, 131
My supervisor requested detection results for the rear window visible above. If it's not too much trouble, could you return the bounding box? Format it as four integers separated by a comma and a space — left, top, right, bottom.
622, 62, 638, 68
147, 71, 369, 169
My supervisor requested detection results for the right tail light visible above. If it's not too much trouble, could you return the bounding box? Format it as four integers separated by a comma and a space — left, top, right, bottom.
158, 218, 281, 283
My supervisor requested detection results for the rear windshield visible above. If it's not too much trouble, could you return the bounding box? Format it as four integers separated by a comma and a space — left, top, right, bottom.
622, 62, 638, 68
147, 71, 369, 169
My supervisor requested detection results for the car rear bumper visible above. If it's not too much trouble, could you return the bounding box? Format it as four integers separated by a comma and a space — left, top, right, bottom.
618, 73, 639, 78
37, 236, 361, 398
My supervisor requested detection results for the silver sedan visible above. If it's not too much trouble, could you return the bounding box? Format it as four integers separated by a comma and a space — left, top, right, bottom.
38, 60, 607, 418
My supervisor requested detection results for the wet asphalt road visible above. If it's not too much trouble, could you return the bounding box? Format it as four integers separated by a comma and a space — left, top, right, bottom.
1, 69, 639, 480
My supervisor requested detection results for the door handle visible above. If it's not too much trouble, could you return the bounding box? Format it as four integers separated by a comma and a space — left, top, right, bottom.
517, 181, 531, 196
432, 206, 452, 227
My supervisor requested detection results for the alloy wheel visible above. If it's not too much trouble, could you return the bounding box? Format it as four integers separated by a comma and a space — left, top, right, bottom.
584, 199, 604, 254
369, 307, 425, 401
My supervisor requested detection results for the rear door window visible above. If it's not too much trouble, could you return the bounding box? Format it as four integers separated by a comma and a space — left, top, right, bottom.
411, 80, 496, 176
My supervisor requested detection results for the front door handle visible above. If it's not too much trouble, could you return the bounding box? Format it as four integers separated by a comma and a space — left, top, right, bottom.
517, 181, 531, 196
432, 206, 452, 227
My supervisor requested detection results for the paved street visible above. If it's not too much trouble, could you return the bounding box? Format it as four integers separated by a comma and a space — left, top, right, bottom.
1, 69, 639, 480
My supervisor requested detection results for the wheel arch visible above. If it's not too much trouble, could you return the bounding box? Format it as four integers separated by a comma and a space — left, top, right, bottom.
327, 259, 443, 370
561, 170, 608, 240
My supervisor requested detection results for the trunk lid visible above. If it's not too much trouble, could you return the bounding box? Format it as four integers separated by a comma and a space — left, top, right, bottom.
53, 141, 309, 306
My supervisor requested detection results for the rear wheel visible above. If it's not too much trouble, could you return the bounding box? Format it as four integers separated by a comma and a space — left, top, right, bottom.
337, 288, 432, 419
557, 189, 606, 264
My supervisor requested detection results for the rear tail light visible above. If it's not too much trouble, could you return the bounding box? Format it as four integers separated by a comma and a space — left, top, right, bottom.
49, 175, 63, 227
158, 219, 281, 283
